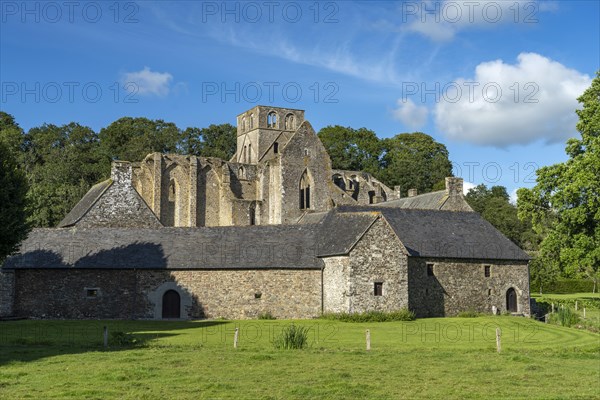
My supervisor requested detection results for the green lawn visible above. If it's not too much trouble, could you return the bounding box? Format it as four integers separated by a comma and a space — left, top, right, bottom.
1, 317, 599, 399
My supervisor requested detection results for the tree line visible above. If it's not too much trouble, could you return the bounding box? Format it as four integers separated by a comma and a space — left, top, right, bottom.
1, 71, 597, 290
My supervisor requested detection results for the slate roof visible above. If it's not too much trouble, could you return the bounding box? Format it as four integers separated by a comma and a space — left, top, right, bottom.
374, 190, 448, 210
58, 179, 112, 228
297, 212, 329, 224
4, 225, 321, 270
337, 206, 530, 261
317, 211, 378, 257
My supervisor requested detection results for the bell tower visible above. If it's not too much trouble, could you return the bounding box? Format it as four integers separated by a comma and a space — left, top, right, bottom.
234, 106, 305, 164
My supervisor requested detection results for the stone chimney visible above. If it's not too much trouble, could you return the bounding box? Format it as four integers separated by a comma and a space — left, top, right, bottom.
111, 161, 132, 186
394, 185, 401, 198
445, 177, 464, 196
408, 188, 418, 197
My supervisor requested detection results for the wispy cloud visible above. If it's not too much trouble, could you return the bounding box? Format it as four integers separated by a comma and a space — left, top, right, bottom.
122, 67, 173, 97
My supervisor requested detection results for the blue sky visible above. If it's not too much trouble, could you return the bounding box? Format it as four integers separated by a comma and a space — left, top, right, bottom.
1, 1, 599, 199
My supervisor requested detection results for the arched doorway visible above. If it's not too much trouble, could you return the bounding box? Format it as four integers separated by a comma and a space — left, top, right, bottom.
162, 290, 180, 319
506, 288, 517, 313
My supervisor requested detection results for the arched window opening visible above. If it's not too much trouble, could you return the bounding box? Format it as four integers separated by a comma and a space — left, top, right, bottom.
285, 113, 295, 130
267, 112, 277, 128
333, 174, 345, 190
249, 114, 254, 129
168, 179, 176, 202
368, 190, 376, 204
299, 171, 311, 210
273, 142, 279, 154
241, 116, 246, 132
243, 145, 247, 163
238, 166, 245, 180
248, 143, 252, 163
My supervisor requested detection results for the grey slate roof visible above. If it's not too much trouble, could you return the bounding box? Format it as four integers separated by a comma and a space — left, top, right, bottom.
297, 212, 329, 224
337, 206, 530, 261
4, 225, 321, 270
374, 190, 448, 210
317, 211, 378, 257
58, 179, 112, 228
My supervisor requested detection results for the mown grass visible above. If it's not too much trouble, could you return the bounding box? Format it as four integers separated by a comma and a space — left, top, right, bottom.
0, 317, 598, 399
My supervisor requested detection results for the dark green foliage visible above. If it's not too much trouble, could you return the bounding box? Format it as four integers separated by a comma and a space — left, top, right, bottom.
518, 71, 600, 287
0, 140, 30, 262
110, 331, 140, 346
535, 297, 600, 311
321, 309, 416, 322
465, 184, 535, 248
317, 125, 382, 175
273, 324, 309, 349
548, 306, 580, 327
379, 133, 452, 195
181, 124, 237, 160
257, 312, 276, 320
98, 117, 182, 162
531, 279, 596, 294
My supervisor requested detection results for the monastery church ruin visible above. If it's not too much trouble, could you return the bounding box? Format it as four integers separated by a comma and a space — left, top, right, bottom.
0, 106, 530, 320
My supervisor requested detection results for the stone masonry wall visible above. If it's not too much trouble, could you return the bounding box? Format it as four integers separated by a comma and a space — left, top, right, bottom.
0, 269, 15, 317
322, 256, 350, 313
343, 217, 409, 313
408, 258, 530, 317
13, 268, 322, 320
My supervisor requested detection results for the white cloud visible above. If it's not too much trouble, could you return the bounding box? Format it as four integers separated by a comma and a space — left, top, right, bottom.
122, 67, 173, 97
463, 180, 477, 195
434, 53, 591, 147
392, 98, 429, 129
403, 1, 548, 42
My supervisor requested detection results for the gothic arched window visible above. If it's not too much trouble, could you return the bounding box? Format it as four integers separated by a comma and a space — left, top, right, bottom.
285, 113, 295, 130
299, 170, 312, 210
267, 112, 277, 128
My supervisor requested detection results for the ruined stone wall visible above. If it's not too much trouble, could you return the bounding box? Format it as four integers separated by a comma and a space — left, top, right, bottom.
407, 258, 530, 317
12, 268, 322, 320
279, 121, 333, 224
0, 269, 15, 317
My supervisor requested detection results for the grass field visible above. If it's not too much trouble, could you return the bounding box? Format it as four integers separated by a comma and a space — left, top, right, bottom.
1, 316, 599, 399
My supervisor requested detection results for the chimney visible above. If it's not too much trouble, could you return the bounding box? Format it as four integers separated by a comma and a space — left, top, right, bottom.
408, 188, 418, 197
111, 161, 132, 186
394, 185, 401, 198
445, 177, 463, 196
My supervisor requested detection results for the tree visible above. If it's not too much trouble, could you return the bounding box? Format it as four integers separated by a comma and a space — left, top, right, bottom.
465, 184, 533, 248
317, 125, 382, 175
380, 132, 452, 194
0, 140, 30, 262
517, 71, 600, 288
181, 124, 237, 160
98, 117, 182, 162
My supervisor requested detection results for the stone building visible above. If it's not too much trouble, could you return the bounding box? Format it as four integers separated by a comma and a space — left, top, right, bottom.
0, 106, 530, 320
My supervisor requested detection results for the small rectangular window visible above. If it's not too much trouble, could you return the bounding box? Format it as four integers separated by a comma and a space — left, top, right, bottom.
273, 142, 279, 153
86, 288, 99, 298
374, 282, 383, 296
484, 265, 491, 277
427, 263, 434, 277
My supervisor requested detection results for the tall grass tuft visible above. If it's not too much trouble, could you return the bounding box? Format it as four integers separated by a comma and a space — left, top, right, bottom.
273, 324, 309, 349
549, 306, 580, 327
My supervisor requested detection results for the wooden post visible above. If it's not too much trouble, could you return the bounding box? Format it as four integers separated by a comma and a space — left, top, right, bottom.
103, 326, 108, 348
551, 303, 554, 313
233, 328, 239, 349
495, 328, 501, 353
575, 301, 578, 311
366, 329, 371, 351
583, 308, 586, 319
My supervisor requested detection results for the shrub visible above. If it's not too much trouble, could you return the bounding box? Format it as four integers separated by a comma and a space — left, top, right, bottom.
456, 310, 481, 318
548, 306, 580, 328
321, 309, 416, 322
258, 312, 276, 320
273, 324, 309, 350
110, 331, 139, 346
531, 279, 595, 294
